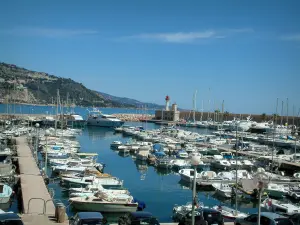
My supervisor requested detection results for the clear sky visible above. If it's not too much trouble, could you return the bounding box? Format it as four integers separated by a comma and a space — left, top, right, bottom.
0, 0, 299, 115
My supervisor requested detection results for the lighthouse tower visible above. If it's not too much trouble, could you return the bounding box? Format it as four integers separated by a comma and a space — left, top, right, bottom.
165, 95, 170, 111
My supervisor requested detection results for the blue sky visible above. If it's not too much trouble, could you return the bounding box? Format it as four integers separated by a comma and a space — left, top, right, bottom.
0, 0, 299, 114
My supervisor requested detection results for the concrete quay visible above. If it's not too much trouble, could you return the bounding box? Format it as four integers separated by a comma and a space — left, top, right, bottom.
16, 137, 62, 224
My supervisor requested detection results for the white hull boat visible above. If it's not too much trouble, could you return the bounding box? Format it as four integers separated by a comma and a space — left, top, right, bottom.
70, 192, 138, 213
0, 183, 13, 204
212, 183, 232, 198
62, 176, 123, 188
213, 205, 248, 220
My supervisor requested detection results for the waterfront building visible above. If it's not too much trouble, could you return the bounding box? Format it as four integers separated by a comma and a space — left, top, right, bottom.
155, 96, 180, 122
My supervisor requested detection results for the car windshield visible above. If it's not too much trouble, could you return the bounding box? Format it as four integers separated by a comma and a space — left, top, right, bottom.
82, 219, 102, 225
275, 218, 293, 225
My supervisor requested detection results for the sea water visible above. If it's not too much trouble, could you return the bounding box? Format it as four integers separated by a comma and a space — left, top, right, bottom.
0, 104, 259, 222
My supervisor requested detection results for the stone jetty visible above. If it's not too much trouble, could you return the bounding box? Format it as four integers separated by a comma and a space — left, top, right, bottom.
112, 113, 154, 122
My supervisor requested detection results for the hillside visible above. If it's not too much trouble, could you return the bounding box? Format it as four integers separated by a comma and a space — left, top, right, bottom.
98, 91, 164, 109
0, 62, 135, 108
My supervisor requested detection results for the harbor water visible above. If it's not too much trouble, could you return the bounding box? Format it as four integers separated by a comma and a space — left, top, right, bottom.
0, 104, 267, 221
48, 123, 259, 222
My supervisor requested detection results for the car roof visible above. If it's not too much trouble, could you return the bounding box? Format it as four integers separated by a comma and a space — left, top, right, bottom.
0, 213, 21, 221
130, 212, 153, 219
260, 212, 287, 219
77, 212, 103, 219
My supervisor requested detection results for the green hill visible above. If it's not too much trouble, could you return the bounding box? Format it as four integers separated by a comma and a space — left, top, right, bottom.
0, 62, 135, 108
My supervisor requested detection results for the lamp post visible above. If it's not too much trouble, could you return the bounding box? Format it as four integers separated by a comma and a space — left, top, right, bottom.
35, 123, 40, 161
191, 155, 201, 225
44, 130, 50, 176
255, 172, 269, 225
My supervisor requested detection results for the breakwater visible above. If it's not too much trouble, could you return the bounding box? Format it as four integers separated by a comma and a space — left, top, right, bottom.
112, 113, 154, 122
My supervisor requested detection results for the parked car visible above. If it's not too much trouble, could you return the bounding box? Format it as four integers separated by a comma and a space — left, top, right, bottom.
289, 213, 300, 225
118, 212, 160, 225
235, 212, 293, 225
178, 208, 224, 225
0, 213, 24, 225
69, 212, 105, 225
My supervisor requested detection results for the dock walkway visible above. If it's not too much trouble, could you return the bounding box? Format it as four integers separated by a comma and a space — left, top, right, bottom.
16, 137, 56, 223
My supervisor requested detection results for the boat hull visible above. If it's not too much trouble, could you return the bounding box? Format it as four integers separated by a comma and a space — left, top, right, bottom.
87, 120, 124, 128
71, 201, 138, 213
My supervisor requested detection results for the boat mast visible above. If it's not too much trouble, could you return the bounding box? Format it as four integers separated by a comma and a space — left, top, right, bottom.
221, 100, 224, 123
293, 105, 295, 128
271, 98, 279, 172
280, 101, 284, 126
193, 90, 197, 123
54, 89, 59, 136
286, 98, 289, 125
200, 100, 204, 122
207, 88, 211, 120
235, 122, 238, 215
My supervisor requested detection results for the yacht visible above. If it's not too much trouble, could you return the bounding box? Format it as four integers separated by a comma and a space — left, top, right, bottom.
69, 191, 138, 213
87, 108, 124, 127
212, 183, 232, 198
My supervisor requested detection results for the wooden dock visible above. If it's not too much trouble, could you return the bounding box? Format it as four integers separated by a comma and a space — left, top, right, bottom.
16, 137, 56, 224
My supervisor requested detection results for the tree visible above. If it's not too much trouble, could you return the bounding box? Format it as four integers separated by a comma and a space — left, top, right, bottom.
261, 113, 267, 121
272, 113, 279, 122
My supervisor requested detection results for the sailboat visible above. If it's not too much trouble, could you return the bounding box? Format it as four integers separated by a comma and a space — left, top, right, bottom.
213, 124, 248, 220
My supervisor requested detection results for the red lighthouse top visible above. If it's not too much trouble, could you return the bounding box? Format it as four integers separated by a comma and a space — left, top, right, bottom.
165, 95, 170, 101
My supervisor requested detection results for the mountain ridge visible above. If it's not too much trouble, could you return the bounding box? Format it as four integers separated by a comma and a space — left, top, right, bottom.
0, 62, 163, 109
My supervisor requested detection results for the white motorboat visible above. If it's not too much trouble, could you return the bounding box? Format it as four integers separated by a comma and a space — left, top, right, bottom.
62, 176, 123, 188
213, 205, 248, 220
52, 162, 102, 174
172, 202, 207, 221
240, 160, 255, 169
211, 160, 231, 170
288, 186, 300, 200
171, 159, 191, 170
0, 183, 13, 204
69, 185, 129, 197
110, 141, 122, 148
69, 192, 138, 213
136, 151, 149, 161
229, 160, 243, 169
265, 183, 289, 198
118, 145, 130, 153
86, 108, 124, 127
212, 183, 232, 198
261, 198, 300, 215
179, 169, 218, 185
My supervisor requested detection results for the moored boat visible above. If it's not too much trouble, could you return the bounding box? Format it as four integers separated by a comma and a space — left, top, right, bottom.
69, 192, 138, 213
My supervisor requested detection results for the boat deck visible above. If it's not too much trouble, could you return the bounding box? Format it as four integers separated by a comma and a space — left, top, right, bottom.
16, 137, 55, 216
